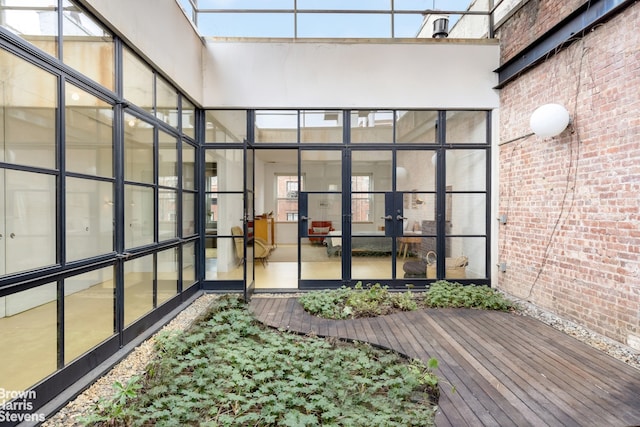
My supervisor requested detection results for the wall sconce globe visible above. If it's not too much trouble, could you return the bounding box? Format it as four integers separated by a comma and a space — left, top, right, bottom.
530, 103, 570, 137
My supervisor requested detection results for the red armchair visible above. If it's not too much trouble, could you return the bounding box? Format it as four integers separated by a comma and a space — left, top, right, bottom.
308, 221, 334, 245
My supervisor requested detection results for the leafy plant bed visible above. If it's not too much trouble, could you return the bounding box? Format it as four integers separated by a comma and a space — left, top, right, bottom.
299, 281, 517, 320
83, 295, 438, 426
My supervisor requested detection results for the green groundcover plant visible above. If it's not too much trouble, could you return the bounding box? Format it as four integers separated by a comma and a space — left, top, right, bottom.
82, 295, 439, 426
299, 281, 516, 319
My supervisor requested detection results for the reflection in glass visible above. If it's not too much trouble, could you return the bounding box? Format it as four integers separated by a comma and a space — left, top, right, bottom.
125, 184, 154, 248
123, 47, 153, 113
0, 2, 58, 57
300, 110, 343, 143
124, 255, 153, 326
3, 170, 56, 275
183, 192, 196, 237
157, 248, 178, 305
397, 150, 437, 192
62, 0, 114, 90
255, 110, 298, 143
351, 110, 393, 143
158, 189, 177, 241
64, 268, 114, 363
206, 237, 242, 281
396, 110, 438, 144
182, 97, 195, 139
124, 113, 153, 184
0, 283, 57, 398
156, 77, 178, 128
183, 143, 196, 190
66, 177, 113, 261
183, 241, 197, 288
159, 130, 178, 187
0, 48, 57, 168
446, 111, 488, 144
300, 150, 341, 191
65, 83, 113, 177
205, 110, 248, 143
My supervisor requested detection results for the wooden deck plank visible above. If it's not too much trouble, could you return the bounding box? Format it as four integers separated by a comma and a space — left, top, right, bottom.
248, 298, 640, 427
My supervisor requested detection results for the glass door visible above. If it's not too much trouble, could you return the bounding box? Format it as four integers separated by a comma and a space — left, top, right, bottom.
244, 145, 255, 300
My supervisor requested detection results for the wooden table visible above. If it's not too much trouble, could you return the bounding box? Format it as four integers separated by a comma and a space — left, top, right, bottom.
398, 235, 422, 258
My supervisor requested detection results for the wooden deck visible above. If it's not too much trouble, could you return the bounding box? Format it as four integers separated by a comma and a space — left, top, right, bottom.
249, 297, 640, 427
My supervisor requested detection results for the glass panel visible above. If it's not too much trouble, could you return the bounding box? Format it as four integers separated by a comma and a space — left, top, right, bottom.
207, 237, 243, 280
158, 189, 177, 241
297, 13, 390, 38
351, 110, 393, 143
0, 1, 58, 57
124, 113, 154, 184
393, 13, 425, 37
62, 0, 114, 90
397, 150, 437, 191
448, 193, 486, 235
275, 174, 300, 222
0, 283, 57, 398
205, 110, 248, 143
198, 0, 293, 8
446, 237, 485, 280
300, 110, 343, 143
4, 170, 56, 275
156, 77, 178, 128
123, 47, 153, 113
66, 177, 114, 261
446, 111, 488, 144
395, 0, 474, 10
124, 255, 153, 326
0, 48, 57, 168
205, 149, 243, 191
254, 110, 298, 143
65, 83, 113, 177
447, 149, 486, 191
157, 248, 178, 305
125, 184, 154, 248
402, 193, 436, 236
183, 241, 197, 289
351, 236, 393, 280
182, 142, 196, 190
181, 97, 195, 139
183, 192, 196, 237
396, 110, 438, 144
300, 150, 341, 191
307, 193, 341, 236
352, 150, 391, 192
298, 0, 389, 9
158, 130, 178, 188
64, 267, 115, 364
197, 12, 294, 38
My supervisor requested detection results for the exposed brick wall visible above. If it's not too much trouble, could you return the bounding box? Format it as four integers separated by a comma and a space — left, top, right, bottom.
498, 0, 588, 63
496, 2, 640, 347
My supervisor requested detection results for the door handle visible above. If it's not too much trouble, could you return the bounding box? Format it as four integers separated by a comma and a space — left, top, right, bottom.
396, 215, 407, 221
381, 215, 393, 220
10, 233, 15, 239
301, 216, 311, 221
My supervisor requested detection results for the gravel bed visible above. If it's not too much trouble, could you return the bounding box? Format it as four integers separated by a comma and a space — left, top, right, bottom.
43, 292, 639, 426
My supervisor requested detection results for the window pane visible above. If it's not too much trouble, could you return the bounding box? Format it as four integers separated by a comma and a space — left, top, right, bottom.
157, 248, 178, 305
446, 111, 488, 144
0, 1, 58, 57
255, 110, 297, 143
447, 237, 486, 280
448, 193, 486, 235
159, 189, 177, 241
205, 110, 248, 143
62, 0, 114, 90
125, 185, 154, 248
276, 175, 299, 222
197, 12, 294, 38
124, 113, 154, 184
353, 150, 390, 192
297, 13, 390, 38
351, 110, 393, 143
300, 150, 342, 191
3, 170, 56, 275
183, 241, 197, 289
64, 267, 115, 363
159, 130, 178, 188
396, 110, 438, 144
124, 255, 153, 326
123, 47, 153, 113
66, 177, 113, 261
0, 283, 57, 397
205, 149, 243, 191
65, 83, 113, 177
183, 143, 196, 190
182, 97, 195, 139
300, 110, 343, 143
183, 192, 196, 237
0, 48, 57, 169
397, 150, 437, 192
447, 149, 486, 191
197, 0, 293, 8
156, 77, 178, 128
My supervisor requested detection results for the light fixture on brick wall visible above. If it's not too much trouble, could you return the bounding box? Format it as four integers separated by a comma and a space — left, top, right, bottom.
529, 103, 571, 137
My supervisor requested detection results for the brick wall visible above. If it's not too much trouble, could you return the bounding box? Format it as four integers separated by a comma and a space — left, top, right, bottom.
496, 1, 640, 348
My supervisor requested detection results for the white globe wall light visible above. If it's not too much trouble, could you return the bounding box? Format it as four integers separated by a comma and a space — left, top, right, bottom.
529, 103, 571, 137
